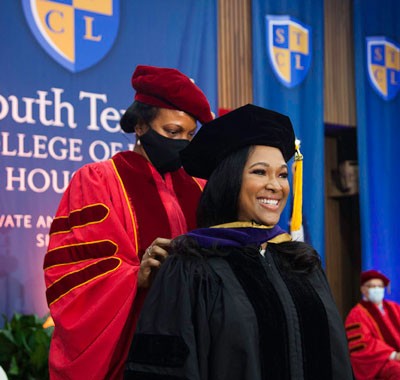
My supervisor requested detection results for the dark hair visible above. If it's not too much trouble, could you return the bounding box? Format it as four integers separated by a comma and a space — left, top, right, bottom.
171, 237, 321, 274
120, 101, 159, 133
197, 145, 253, 227
269, 241, 321, 273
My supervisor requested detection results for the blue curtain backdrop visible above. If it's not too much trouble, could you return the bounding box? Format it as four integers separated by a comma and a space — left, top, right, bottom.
354, 0, 400, 302
252, 0, 325, 262
0, 0, 217, 318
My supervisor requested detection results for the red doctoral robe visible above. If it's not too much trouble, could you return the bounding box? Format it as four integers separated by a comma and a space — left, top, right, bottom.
345, 300, 400, 380
44, 151, 206, 380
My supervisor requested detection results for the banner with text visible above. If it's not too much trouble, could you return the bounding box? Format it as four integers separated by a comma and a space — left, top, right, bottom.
251, 0, 325, 262
354, 0, 400, 302
0, 0, 217, 318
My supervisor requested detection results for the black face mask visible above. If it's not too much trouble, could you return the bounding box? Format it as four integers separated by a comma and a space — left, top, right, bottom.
139, 128, 190, 174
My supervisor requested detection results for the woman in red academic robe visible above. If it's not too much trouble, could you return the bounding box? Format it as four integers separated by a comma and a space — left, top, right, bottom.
43, 65, 213, 380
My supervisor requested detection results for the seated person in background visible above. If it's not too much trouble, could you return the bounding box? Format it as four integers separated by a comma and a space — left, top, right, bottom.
345, 270, 400, 380
124, 104, 353, 380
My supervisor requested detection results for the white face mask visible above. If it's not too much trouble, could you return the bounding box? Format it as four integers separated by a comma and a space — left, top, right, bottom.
367, 287, 385, 304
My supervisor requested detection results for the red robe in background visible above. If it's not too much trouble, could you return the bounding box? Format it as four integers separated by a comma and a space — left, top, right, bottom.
345, 300, 400, 380
44, 151, 205, 380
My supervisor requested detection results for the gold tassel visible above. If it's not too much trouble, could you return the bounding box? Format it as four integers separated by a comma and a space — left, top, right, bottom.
291, 139, 303, 233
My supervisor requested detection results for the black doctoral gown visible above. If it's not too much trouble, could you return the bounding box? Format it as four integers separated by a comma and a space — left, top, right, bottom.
124, 228, 353, 380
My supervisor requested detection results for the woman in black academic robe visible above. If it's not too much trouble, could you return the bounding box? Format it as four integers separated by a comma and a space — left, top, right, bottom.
124, 104, 353, 380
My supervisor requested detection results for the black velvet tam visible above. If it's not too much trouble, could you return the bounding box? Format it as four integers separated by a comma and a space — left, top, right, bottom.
180, 103, 295, 179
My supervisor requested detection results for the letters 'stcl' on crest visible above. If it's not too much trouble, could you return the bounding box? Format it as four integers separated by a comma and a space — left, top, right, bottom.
367, 37, 400, 101
266, 15, 312, 88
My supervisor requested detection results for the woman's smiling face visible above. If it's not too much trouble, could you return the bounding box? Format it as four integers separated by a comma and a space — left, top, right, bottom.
238, 145, 290, 226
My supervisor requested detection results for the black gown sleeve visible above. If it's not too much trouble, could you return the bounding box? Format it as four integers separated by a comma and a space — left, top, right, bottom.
124, 254, 221, 380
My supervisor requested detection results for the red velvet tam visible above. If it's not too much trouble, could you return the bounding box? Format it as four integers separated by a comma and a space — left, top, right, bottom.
361, 270, 390, 286
124, 65, 212, 128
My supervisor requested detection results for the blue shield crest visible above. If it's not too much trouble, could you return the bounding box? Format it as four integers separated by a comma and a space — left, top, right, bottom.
367, 37, 400, 101
266, 15, 312, 88
22, 0, 120, 73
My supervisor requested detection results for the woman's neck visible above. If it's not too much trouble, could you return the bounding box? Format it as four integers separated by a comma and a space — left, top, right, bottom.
133, 142, 150, 161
